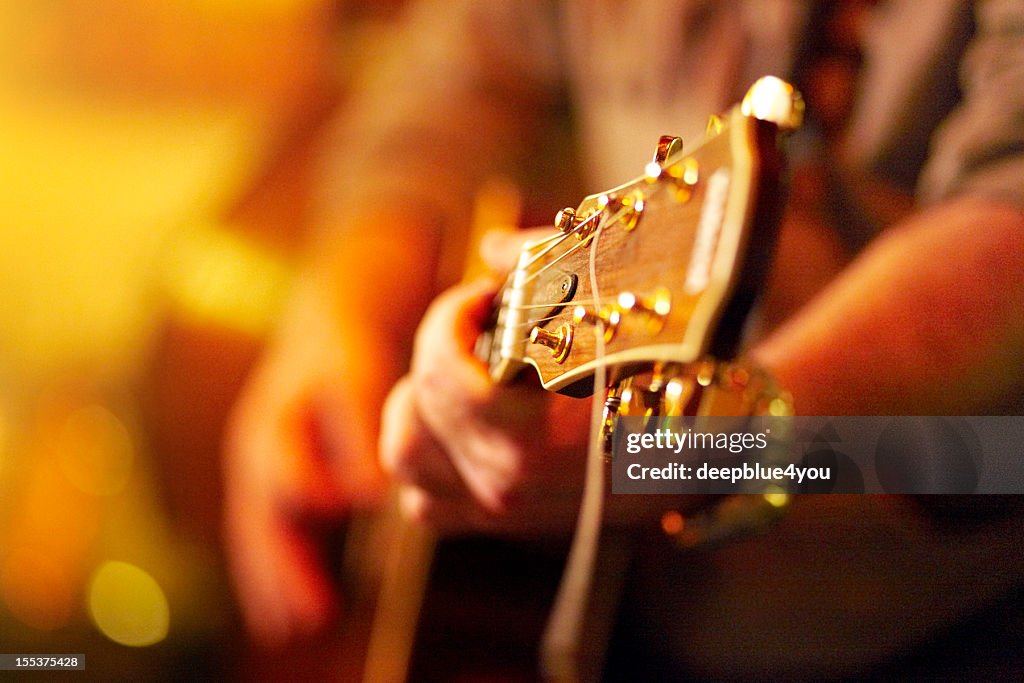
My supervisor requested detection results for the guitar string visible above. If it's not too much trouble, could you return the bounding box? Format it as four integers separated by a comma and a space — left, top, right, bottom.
528, 195, 637, 275
482, 222, 595, 351
499, 299, 601, 331
477, 220, 598, 357
505, 298, 600, 311
515, 231, 598, 288
501, 192, 653, 341
528, 229, 574, 247
516, 178, 667, 289
493, 168, 668, 352
505, 206, 619, 344
517, 211, 602, 271
499, 202, 634, 343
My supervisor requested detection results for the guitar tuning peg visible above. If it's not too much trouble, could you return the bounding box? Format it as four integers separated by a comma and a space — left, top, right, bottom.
602, 189, 646, 232
572, 305, 621, 342
599, 388, 623, 460
668, 158, 700, 188
653, 135, 683, 164
645, 135, 684, 183
598, 191, 647, 232
645, 154, 699, 204
554, 206, 577, 233
597, 193, 621, 211
705, 114, 724, 137
617, 376, 672, 430
663, 374, 700, 417
616, 288, 672, 333
555, 206, 598, 241
529, 323, 574, 363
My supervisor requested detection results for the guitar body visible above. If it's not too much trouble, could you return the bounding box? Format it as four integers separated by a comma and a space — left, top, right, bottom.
407, 535, 570, 682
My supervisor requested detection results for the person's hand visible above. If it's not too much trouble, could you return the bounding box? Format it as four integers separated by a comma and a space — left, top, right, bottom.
223, 274, 389, 646
379, 276, 593, 536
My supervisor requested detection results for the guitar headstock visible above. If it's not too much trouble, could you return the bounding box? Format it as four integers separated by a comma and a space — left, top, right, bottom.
480, 77, 803, 397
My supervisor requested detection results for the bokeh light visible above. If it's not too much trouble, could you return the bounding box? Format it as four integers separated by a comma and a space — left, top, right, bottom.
55, 404, 134, 497
88, 561, 170, 647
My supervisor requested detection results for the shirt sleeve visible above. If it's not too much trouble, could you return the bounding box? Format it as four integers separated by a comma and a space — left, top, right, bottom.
918, 0, 1024, 208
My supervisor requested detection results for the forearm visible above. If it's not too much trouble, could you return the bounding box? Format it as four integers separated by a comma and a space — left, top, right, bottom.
687, 196, 1024, 673
752, 197, 1024, 415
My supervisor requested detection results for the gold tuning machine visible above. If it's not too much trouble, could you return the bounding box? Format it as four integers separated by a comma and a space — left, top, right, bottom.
616, 288, 671, 333
598, 189, 646, 232
645, 137, 699, 202
555, 206, 598, 241
653, 135, 683, 164
529, 323, 574, 363
572, 305, 621, 343
554, 207, 577, 234
573, 288, 671, 341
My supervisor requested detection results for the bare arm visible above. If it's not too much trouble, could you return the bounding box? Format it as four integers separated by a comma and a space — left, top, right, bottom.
753, 196, 1024, 415
669, 195, 1024, 678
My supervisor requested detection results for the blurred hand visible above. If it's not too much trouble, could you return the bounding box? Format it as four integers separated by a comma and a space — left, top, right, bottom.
379, 276, 592, 536
223, 274, 389, 646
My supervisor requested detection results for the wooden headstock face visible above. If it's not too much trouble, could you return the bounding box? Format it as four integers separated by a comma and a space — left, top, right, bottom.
482, 78, 801, 397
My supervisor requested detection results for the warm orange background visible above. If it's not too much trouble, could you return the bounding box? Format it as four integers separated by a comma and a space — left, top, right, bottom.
0, 1, 383, 676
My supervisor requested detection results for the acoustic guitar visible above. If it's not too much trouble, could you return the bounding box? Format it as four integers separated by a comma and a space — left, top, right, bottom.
363, 76, 803, 682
